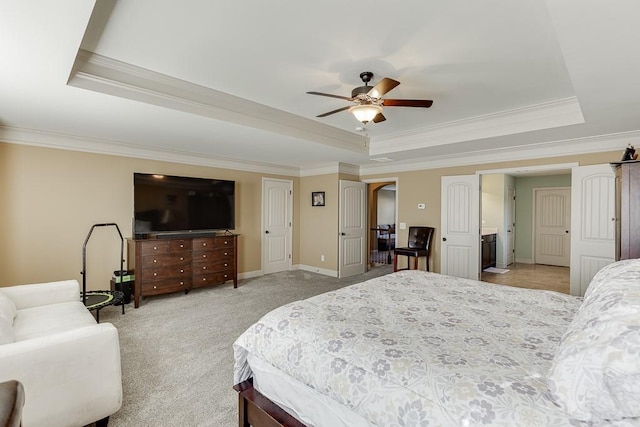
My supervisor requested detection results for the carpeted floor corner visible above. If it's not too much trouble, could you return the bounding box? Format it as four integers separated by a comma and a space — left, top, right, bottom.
98, 265, 392, 426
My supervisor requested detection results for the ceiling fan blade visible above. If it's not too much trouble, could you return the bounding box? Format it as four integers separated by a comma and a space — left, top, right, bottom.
316, 105, 351, 118
372, 112, 386, 123
383, 99, 433, 108
306, 91, 353, 101
367, 78, 400, 98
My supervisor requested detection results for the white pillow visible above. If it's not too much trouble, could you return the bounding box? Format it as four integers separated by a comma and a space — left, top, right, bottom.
0, 291, 17, 324
548, 259, 640, 422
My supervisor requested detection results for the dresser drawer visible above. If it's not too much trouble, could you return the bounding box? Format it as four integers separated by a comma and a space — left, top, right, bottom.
141, 253, 191, 268
142, 278, 191, 295
193, 237, 235, 250
192, 271, 234, 288
193, 258, 234, 273
139, 240, 171, 256
192, 247, 234, 261
140, 264, 192, 282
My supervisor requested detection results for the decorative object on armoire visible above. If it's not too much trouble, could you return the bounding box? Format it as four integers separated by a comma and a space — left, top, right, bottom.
621, 144, 637, 161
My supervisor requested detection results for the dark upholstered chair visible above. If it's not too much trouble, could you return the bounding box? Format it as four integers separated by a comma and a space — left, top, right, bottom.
393, 226, 435, 272
0, 380, 24, 427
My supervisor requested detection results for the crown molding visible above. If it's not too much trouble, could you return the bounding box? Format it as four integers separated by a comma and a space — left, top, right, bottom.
4, 125, 636, 179
0, 125, 300, 177
360, 130, 639, 176
68, 49, 368, 154
369, 97, 585, 156
298, 162, 359, 177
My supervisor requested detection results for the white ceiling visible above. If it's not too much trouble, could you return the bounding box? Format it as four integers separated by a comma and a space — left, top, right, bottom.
1, 0, 639, 174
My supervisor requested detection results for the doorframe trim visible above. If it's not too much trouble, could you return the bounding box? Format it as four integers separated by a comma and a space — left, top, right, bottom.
361, 177, 399, 255
261, 177, 294, 274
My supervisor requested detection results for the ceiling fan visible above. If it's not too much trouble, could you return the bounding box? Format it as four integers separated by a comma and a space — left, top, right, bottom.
307, 71, 433, 124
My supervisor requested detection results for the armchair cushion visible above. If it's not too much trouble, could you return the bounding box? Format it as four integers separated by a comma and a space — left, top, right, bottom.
13, 301, 96, 341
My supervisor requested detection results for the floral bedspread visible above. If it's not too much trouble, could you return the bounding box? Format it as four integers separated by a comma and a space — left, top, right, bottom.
234, 270, 586, 426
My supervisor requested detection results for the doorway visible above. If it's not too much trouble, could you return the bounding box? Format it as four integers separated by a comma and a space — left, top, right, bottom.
364, 179, 398, 269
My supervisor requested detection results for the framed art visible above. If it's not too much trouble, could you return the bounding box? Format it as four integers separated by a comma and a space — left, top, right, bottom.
312, 191, 325, 207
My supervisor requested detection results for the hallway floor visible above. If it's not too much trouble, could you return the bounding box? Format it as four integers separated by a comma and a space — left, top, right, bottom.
481, 262, 570, 294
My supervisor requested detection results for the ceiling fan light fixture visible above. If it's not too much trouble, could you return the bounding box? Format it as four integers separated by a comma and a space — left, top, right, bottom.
349, 104, 382, 124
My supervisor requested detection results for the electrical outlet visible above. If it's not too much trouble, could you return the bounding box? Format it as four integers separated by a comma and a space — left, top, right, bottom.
418, 203, 426, 209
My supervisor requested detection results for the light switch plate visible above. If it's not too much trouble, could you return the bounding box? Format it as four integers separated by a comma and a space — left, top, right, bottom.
399, 222, 407, 229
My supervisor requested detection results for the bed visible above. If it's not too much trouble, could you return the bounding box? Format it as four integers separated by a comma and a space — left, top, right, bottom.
233, 260, 640, 426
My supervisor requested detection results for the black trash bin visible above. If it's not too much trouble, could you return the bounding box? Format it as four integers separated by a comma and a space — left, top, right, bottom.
111, 271, 134, 305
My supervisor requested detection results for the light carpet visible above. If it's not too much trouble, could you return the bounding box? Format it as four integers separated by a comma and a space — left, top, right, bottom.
99, 265, 393, 426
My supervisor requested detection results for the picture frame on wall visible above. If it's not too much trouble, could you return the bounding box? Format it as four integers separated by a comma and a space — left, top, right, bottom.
312, 191, 325, 207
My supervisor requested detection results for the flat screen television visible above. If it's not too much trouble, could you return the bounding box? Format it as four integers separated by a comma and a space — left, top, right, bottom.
133, 173, 235, 238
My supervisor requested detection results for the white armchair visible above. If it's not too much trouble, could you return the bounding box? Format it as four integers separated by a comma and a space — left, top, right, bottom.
0, 280, 122, 427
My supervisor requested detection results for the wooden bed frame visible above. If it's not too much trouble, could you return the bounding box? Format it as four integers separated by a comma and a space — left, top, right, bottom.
233, 379, 306, 427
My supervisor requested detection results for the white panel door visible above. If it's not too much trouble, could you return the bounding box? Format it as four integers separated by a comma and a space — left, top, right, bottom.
339, 180, 367, 278
570, 164, 615, 296
534, 188, 571, 267
441, 175, 480, 279
262, 178, 292, 274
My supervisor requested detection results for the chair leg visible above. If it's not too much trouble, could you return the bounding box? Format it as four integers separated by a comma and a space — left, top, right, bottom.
95, 416, 110, 427
414, 256, 418, 270
393, 253, 399, 272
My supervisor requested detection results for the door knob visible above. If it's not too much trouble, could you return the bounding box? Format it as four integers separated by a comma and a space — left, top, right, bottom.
340, 232, 346, 236
265, 230, 270, 234
442, 237, 447, 241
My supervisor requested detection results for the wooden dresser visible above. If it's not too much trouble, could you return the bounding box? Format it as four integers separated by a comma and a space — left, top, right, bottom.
128, 234, 238, 307
612, 161, 640, 260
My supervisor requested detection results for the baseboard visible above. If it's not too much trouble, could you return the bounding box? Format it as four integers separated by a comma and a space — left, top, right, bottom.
238, 270, 263, 280
294, 264, 338, 278
515, 258, 533, 264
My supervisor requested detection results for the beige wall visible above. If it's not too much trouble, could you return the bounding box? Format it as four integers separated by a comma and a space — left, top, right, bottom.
0, 141, 621, 288
365, 151, 620, 272
298, 173, 338, 271
0, 143, 299, 289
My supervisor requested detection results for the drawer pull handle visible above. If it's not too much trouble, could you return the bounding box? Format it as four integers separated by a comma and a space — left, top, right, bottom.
180, 269, 184, 273
224, 274, 228, 278
224, 252, 228, 256
224, 241, 228, 245
203, 243, 207, 247
202, 278, 207, 281
202, 266, 207, 270
180, 281, 184, 285
153, 246, 158, 250
180, 244, 184, 248
180, 257, 184, 261
153, 272, 157, 277
153, 285, 157, 289
224, 263, 228, 267
153, 259, 157, 263
203, 254, 207, 258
